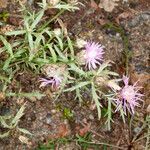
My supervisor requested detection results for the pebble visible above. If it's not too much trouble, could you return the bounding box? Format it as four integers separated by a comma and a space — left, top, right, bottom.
89, 114, 94, 120
46, 113, 51, 124
51, 109, 57, 114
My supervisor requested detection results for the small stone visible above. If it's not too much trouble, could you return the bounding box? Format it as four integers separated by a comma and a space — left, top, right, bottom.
98, 36, 103, 40
51, 109, 57, 114
89, 114, 94, 120
46, 113, 51, 124
116, 33, 120, 37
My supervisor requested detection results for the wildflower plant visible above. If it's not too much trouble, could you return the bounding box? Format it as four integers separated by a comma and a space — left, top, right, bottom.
0, 0, 144, 135
113, 75, 143, 115
0, 103, 32, 139
1, 0, 79, 72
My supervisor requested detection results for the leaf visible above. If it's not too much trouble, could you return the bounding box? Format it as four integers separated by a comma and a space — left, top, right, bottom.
54, 44, 68, 61
55, 36, 63, 50
64, 81, 90, 92
99, 0, 119, 12
28, 32, 34, 50
67, 36, 74, 59
31, 10, 44, 29
69, 63, 85, 76
18, 128, 32, 135
92, 84, 102, 119
0, 75, 10, 83
0, 131, 10, 138
0, 116, 12, 129
5, 30, 26, 36
0, 35, 14, 58
19, 91, 45, 100
3, 57, 11, 70
97, 61, 111, 75
11, 103, 26, 125
105, 97, 113, 130
47, 44, 57, 62
53, 3, 79, 11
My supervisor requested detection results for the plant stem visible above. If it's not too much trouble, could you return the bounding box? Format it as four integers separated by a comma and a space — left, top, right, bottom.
40, 9, 65, 31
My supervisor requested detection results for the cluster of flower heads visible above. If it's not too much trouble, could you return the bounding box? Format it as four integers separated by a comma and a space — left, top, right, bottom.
39, 40, 144, 115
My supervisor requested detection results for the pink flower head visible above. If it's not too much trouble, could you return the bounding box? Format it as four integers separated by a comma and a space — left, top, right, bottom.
114, 76, 143, 115
84, 41, 104, 70
39, 75, 62, 89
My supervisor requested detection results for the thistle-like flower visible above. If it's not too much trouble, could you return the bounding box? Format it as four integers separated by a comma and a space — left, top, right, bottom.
77, 41, 104, 70
39, 76, 62, 89
114, 76, 143, 114
39, 64, 67, 89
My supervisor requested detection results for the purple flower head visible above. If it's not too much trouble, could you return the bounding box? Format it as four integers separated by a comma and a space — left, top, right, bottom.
39, 75, 62, 89
114, 76, 143, 115
84, 41, 104, 70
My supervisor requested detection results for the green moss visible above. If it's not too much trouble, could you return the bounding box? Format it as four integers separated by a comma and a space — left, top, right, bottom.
0, 11, 9, 22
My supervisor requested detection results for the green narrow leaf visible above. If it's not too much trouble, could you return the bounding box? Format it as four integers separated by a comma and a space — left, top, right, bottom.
0, 75, 10, 83
27, 33, 34, 61
97, 61, 111, 75
56, 36, 63, 50
67, 36, 74, 59
11, 103, 26, 125
5, 30, 26, 36
0, 117, 12, 129
3, 57, 12, 70
69, 63, 85, 76
64, 81, 90, 92
53, 3, 79, 11
54, 44, 68, 61
0, 131, 10, 138
102, 70, 119, 76
18, 128, 32, 135
28, 33, 34, 50
105, 97, 113, 130
92, 84, 102, 119
31, 10, 44, 29
47, 44, 57, 62
19, 91, 45, 100
75, 88, 83, 104
0, 35, 14, 58
120, 107, 126, 123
